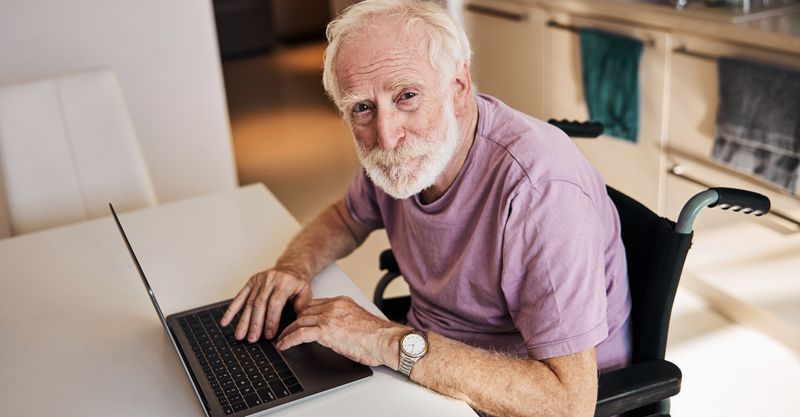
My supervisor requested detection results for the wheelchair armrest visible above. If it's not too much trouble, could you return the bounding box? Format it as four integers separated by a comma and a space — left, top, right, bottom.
374, 249, 402, 311
379, 249, 400, 273
595, 359, 682, 417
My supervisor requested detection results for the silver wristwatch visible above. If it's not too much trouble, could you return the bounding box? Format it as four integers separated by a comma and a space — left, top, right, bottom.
398, 330, 428, 377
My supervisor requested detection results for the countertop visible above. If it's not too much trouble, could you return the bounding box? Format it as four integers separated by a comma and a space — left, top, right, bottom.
515, 0, 800, 55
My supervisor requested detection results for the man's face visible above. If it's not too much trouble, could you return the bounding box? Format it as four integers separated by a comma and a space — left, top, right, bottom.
335, 21, 459, 199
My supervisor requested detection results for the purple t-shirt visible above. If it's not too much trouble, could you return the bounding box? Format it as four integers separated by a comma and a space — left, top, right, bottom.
345, 94, 632, 371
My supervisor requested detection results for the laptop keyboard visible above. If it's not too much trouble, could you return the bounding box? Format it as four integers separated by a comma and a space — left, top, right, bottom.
178, 305, 304, 415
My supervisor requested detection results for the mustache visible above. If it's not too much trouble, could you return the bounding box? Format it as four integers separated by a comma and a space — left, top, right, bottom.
359, 136, 433, 165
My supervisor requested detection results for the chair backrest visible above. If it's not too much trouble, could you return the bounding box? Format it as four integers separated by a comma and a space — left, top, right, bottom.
0, 69, 157, 235
607, 187, 692, 364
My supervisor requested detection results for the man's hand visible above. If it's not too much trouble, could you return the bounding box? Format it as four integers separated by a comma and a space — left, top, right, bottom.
276, 296, 407, 367
220, 268, 312, 342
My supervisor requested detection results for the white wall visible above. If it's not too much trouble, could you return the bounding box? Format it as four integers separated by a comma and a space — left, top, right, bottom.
0, 0, 238, 236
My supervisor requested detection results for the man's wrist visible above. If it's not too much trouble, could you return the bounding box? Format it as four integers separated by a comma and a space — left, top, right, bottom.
273, 259, 313, 282
380, 326, 408, 371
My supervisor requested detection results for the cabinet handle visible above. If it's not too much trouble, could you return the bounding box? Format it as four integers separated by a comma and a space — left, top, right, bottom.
673, 46, 717, 62
546, 20, 656, 47
669, 165, 800, 234
465, 3, 527, 22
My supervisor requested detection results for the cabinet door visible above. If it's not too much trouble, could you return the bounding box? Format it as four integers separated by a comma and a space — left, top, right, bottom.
666, 34, 800, 228
542, 12, 670, 213
463, 0, 545, 118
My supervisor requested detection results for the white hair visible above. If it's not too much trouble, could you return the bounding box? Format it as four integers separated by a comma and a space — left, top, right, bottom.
322, 0, 472, 113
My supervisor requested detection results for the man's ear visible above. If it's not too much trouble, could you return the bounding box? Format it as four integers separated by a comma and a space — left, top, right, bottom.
452, 61, 473, 115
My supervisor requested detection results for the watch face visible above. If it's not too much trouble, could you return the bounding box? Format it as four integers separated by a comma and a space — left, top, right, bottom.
401, 333, 426, 357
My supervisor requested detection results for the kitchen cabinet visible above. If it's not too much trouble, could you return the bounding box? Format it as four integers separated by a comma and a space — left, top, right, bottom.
542, 11, 671, 213
463, 0, 546, 118
664, 35, 800, 353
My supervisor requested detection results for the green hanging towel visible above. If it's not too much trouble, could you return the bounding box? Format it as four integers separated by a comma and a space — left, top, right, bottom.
579, 28, 644, 143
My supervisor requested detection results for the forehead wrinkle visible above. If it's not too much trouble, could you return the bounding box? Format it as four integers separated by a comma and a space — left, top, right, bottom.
340, 53, 418, 81
340, 62, 426, 100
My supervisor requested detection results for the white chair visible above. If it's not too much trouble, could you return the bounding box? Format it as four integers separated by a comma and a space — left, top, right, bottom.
0, 68, 157, 236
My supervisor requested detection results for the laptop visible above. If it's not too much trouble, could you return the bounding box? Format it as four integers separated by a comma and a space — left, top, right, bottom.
109, 204, 373, 416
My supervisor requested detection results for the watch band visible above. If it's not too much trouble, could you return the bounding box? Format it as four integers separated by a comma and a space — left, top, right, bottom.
398, 353, 418, 377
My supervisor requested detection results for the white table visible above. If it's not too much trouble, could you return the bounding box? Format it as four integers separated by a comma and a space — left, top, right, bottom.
0, 184, 476, 417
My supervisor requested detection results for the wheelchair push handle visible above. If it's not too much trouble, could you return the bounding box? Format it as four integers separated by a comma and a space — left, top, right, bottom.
709, 187, 771, 215
675, 187, 771, 234
547, 119, 604, 138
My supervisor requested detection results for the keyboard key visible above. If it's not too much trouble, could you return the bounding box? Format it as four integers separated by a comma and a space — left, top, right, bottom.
231, 402, 247, 412
257, 388, 276, 403
222, 405, 233, 415
268, 380, 285, 396
228, 394, 242, 403
265, 348, 282, 362
287, 384, 303, 394
244, 394, 262, 407
276, 387, 290, 398
282, 376, 298, 387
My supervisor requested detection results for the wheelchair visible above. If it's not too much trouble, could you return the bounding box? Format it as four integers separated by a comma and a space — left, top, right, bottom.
372, 120, 771, 417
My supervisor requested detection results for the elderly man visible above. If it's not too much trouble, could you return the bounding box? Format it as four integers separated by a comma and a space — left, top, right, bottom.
220, 1, 632, 416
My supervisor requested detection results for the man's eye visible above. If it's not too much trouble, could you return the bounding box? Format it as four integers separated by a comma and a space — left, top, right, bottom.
400, 92, 417, 100
352, 103, 371, 113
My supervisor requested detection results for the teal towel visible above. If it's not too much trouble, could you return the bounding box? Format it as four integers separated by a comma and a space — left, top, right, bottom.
579, 29, 644, 143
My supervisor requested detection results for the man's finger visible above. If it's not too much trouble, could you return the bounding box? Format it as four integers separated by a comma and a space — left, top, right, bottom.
293, 302, 328, 319
306, 297, 334, 307
221, 283, 252, 326
293, 287, 311, 314
235, 278, 263, 340
276, 326, 322, 350
264, 287, 292, 339
247, 281, 275, 342
276, 312, 323, 342
235, 304, 253, 340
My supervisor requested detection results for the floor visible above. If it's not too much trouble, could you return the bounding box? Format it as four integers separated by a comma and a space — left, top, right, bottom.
223, 41, 799, 417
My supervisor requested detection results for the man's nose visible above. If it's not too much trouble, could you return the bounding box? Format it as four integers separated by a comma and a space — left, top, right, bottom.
375, 107, 402, 150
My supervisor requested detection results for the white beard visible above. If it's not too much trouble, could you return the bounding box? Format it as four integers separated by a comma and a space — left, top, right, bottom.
354, 100, 460, 200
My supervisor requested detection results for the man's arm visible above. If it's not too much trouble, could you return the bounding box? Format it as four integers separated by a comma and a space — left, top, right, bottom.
402, 333, 598, 417
276, 297, 598, 417
220, 198, 373, 341
273, 198, 372, 281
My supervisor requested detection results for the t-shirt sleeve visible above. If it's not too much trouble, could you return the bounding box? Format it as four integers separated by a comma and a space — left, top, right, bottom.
501, 180, 609, 360
344, 170, 385, 230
